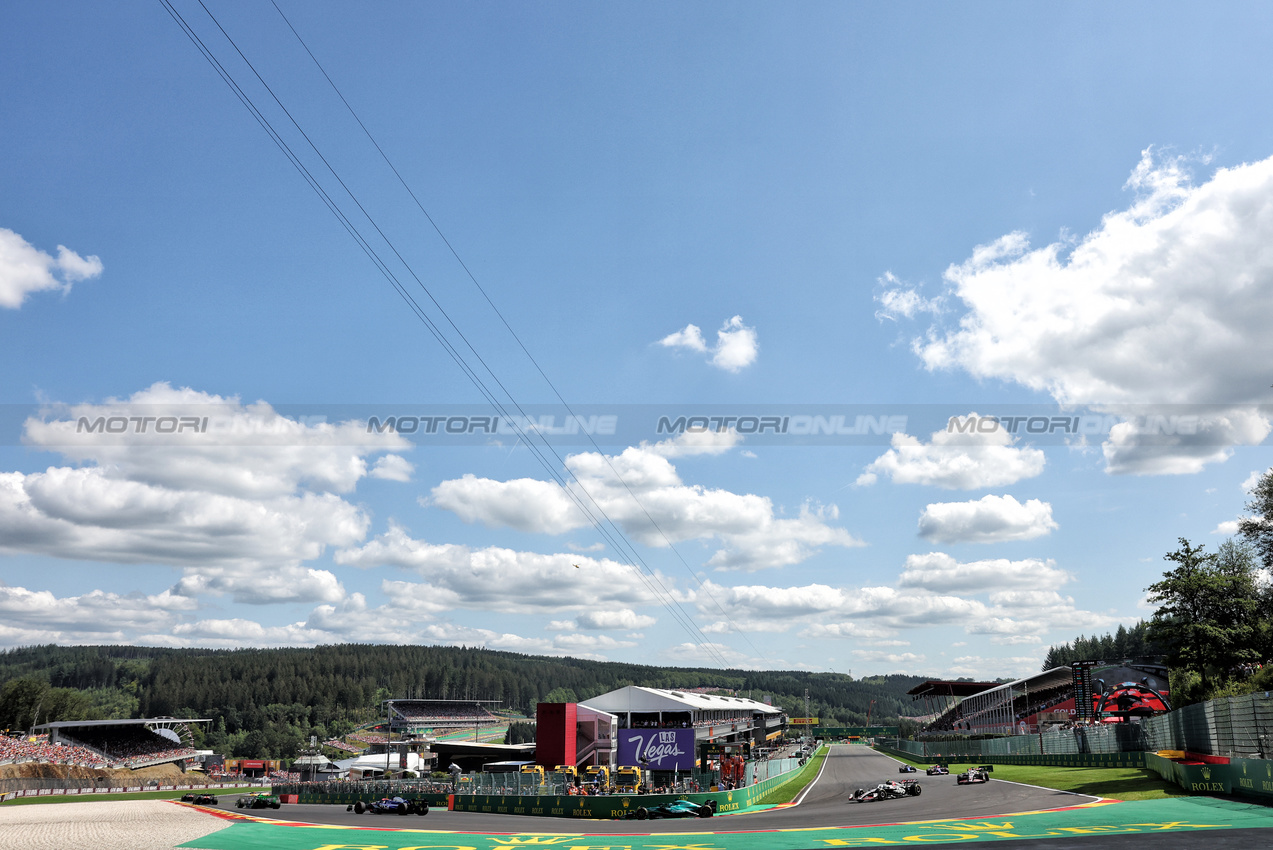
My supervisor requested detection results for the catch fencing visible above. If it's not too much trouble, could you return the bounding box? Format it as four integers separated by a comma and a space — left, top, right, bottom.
274, 758, 802, 800
1141, 691, 1273, 758
890, 691, 1273, 761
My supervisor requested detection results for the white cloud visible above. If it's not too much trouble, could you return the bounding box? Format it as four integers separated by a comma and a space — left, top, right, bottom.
852, 649, 926, 666
857, 416, 1046, 490
0, 583, 194, 643
897, 552, 1071, 593
335, 525, 659, 614
0, 227, 103, 309
917, 495, 1057, 543
1243, 468, 1271, 493
658, 323, 707, 352
695, 553, 1104, 646
1213, 520, 1240, 535
658, 315, 758, 372
430, 442, 860, 570
0, 467, 367, 577
945, 654, 1046, 680
874, 272, 943, 321
1101, 409, 1271, 476
575, 609, 658, 630
24, 383, 410, 498
429, 474, 584, 533
172, 563, 347, 605
899, 149, 1273, 474
370, 455, 414, 482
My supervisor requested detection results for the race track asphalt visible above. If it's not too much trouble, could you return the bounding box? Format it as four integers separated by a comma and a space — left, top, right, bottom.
264, 744, 1097, 833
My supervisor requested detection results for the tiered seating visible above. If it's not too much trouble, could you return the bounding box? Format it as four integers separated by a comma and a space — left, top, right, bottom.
389, 701, 498, 726
0, 734, 107, 767
71, 727, 196, 766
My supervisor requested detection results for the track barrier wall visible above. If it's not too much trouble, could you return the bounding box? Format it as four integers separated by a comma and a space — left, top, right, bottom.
1144, 752, 1273, 803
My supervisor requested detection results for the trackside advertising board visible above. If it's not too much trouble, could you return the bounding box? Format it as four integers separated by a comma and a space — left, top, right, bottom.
618, 728, 695, 771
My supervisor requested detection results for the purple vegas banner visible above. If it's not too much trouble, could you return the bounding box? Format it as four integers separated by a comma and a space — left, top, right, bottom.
618, 728, 696, 771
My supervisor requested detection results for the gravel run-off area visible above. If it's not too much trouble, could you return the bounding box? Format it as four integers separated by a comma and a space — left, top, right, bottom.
0, 800, 230, 850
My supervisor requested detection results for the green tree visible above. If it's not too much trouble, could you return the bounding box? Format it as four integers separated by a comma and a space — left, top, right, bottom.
1146, 538, 1260, 698
1238, 468, 1273, 571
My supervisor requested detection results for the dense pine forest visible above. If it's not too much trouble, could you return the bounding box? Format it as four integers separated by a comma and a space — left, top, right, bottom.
1040, 621, 1162, 670
0, 644, 927, 758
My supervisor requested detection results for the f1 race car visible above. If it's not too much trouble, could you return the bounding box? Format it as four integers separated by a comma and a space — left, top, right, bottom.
926, 765, 949, 775
898, 764, 918, 773
190, 793, 218, 805
235, 793, 281, 809
349, 796, 430, 815
625, 799, 716, 819
956, 766, 993, 785
851, 779, 921, 802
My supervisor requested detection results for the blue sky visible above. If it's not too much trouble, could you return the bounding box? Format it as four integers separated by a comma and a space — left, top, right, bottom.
2, 1, 1272, 680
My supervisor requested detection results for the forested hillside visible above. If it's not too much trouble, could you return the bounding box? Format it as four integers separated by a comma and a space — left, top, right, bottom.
0, 644, 928, 758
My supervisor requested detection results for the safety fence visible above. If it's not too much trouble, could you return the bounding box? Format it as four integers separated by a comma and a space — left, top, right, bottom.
274, 756, 804, 800
446, 747, 825, 820
885, 723, 1149, 759
1141, 691, 1273, 758
884, 692, 1273, 768
280, 748, 822, 817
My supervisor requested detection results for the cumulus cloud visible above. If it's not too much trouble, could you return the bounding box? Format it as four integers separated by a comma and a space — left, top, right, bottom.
693, 554, 1103, 645
1101, 409, 1271, 476
370, 454, 414, 482
0, 227, 103, 308
0, 384, 434, 610
857, 416, 1046, 489
658, 315, 758, 372
335, 525, 659, 614
574, 609, 658, 630
852, 649, 925, 666
0, 468, 366, 578
0, 583, 194, 644
897, 552, 1071, 593
430, 441, 860, 570
1213, 520, 1240, 535
917, 495, 1057, 543
1243, 468, 1271, 493
875, 272, 943, 321
24, 383, 410, 498
895, 149, 1273, 474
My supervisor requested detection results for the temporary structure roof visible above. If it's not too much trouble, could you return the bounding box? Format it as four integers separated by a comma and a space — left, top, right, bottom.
580, 685, 783, 716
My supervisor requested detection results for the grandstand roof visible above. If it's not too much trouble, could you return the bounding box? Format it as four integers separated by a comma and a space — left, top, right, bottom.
906, 681, 1000, 700
965, 667, 1074, 700
34, 718, 211, 729
580, 685, 783, 715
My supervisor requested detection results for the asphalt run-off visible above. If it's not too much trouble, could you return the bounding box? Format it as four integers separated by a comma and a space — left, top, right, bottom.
175, 746, 1273, 850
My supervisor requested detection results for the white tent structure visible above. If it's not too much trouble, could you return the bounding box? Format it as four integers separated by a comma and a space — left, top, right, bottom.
580, 686, 785, 744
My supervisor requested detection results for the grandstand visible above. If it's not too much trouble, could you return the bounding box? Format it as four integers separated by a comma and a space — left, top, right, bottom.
32, 718, 209, 769
911, 662, 1169, 735
387, 699, 501, 735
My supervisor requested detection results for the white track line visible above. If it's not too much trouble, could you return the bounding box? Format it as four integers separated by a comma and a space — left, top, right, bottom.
788, 746, 833, 808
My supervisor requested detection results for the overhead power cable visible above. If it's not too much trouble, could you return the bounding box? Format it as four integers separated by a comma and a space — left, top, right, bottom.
161, 0, 738, 671
268, 0, 768, 662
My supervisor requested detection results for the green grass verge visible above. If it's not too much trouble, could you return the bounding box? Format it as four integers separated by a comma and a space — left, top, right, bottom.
756, 747, 829, 805
888, 752, 1188, 802
0, 786, 256, 806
